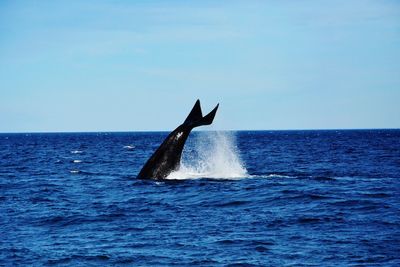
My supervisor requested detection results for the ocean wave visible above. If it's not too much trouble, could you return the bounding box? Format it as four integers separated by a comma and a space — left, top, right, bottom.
264, 173, 294, 178
47, 254, 110, 265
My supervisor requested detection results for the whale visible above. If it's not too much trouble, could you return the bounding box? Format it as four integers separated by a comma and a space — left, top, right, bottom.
137, 100, 219, 180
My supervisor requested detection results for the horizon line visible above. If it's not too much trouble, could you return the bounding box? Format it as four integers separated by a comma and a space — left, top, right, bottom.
0, 128, 399, 134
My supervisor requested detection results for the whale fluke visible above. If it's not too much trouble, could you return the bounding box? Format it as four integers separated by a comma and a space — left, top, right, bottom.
137, 99, 219, 180
184, 100, 219, 128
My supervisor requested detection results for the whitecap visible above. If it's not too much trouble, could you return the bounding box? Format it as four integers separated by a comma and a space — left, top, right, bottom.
73, 160, 82, 163
71, 150, 83, 154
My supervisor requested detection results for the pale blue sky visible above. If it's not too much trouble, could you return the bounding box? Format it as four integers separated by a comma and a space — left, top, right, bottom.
1, 0, 399, 132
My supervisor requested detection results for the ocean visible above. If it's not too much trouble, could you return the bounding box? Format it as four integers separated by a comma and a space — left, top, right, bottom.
1, 130, 399, 266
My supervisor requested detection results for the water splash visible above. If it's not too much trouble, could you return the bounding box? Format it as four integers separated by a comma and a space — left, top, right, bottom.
167, 131, 248, 180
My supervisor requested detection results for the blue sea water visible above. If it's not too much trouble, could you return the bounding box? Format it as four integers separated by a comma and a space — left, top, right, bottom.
1, 130, 399, 266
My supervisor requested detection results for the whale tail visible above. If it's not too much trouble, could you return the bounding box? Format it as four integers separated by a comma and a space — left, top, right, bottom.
184, 99, 219, 128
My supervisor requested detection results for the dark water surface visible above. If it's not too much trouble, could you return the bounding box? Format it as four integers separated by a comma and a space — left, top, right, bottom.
1, 130, 399, 266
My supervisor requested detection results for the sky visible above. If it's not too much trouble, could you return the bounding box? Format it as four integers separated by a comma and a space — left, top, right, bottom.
0, 0, 399, 132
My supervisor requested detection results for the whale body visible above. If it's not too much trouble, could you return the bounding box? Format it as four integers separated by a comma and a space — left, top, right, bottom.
137, 100, 219, 179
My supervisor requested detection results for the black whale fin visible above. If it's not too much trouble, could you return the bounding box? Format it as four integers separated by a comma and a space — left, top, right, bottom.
184, 99, 219, 128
